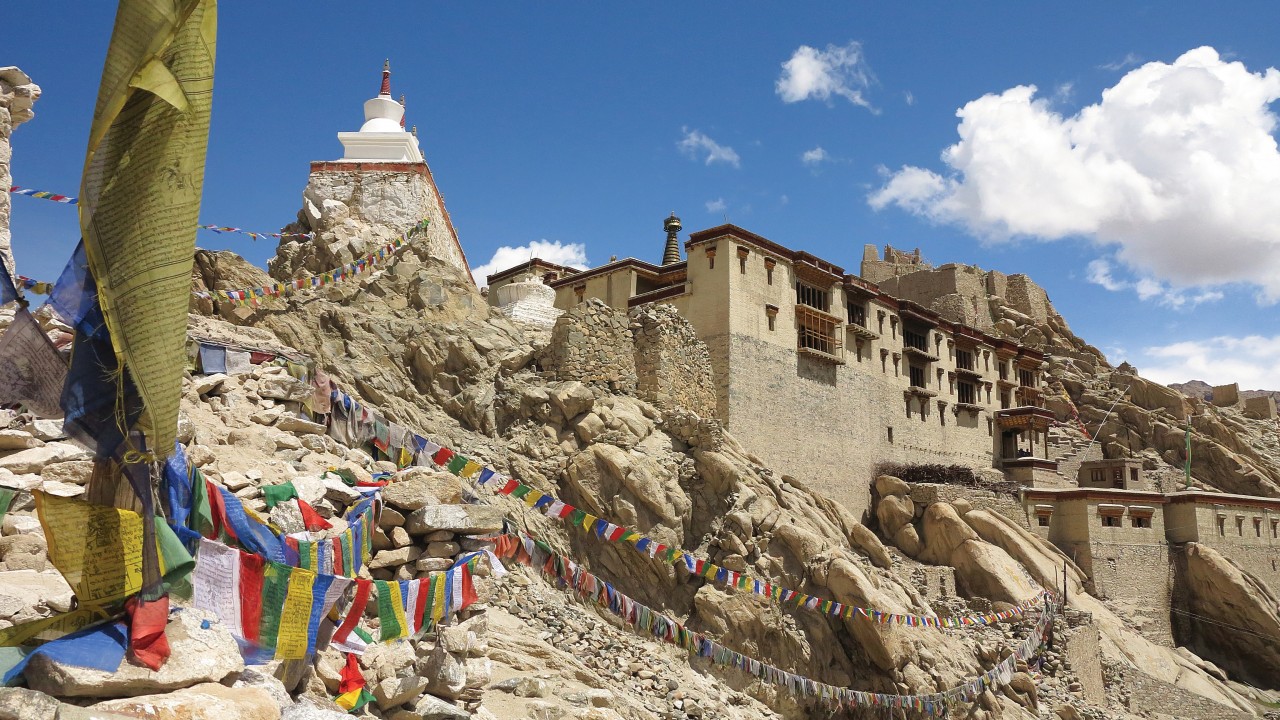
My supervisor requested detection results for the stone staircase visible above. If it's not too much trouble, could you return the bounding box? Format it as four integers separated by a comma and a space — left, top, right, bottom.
1046, 428, 1092, 485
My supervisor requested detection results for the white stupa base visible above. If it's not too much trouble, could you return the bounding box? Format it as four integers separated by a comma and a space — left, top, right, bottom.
337, 132, 424, 162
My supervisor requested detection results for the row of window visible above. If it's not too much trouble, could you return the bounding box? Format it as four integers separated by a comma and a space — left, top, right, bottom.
1217, 515, 1279, 539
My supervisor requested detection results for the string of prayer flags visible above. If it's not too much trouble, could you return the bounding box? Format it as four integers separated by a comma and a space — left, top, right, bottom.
36, 492, 195, 608
191, 538, 350, 660
213, 219, 429, 308
492, 532, 1059, 715
8, 185, 313, 239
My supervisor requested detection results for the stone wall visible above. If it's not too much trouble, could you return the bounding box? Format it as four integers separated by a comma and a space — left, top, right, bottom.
1124, 668, 1252, 720
272, 163, 469, 280
1061, 614, 1106, 705
1004, 275, 1051, 325
1075, 541, 1174, 645
542, 299, 636, 393
629, 303, 717, 419
910, 565, 957, 600
1211, 383, 1240, 407
0, 68, 40, 278
1244, 395, 1277, 419
907, 484, 1028, 528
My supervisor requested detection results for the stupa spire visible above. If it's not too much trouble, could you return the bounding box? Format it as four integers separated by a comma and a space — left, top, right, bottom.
399, 94, 406, 128
662, 212, 683, 265
379, 59, 391, 96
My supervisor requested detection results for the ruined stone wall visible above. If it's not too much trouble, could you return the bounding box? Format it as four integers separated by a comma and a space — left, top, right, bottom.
910, 565, 957, 600
908, 484, 1028, 528
1124, 668, 1252, 720
1211, 383, 1240, 407
1004, 275, 1051, 325
1244, 395, 1276, 419
0, 68, 40, 278
629, 303, 717, 419
273, 164, 469, 280
542, 298, 636, 393
1062, 615, 1106, 705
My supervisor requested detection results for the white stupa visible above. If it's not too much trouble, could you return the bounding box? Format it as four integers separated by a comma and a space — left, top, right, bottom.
495, 273, 562, 328
336, 60, 423, 163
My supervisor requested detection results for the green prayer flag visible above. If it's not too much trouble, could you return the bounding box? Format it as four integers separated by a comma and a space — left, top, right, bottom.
510, 485, 532, 500
190, 468, 214, 537
258, 563, 292, 649
352, 624, 373, 644
375, 581, 403, 641
568, 509, 586, 527
446, 456, 468, 475
0, 488, 15, 525
263, 482, 299, 509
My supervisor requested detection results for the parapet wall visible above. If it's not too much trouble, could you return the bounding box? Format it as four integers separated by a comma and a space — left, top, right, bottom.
542, 298, 636, 393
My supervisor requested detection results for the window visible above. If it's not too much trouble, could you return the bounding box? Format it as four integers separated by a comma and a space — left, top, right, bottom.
958, 381, 976, 405
1254, 518, 1262, 537
887, 427, 894, 444
1237, 518, 1244, 536
795, 281, 829, 312
765, 258, 775, 285
706, 247, 716, 270
999, 362, 1009, 381
904, 329, 929, 352
1018, 368, 1035, 387
1272, 520, 1278, 539
1131, 515, 1151, 529
1101, 515, 1121, 528
1090, 469, 1105, 485
767, 314, 775, 331
574, 285, 585, 303
1000, 390, 1011, 409
1218, 517, 1226, 536
956, 349, 975, 371
909, 364, 926, 388
848, 303, 867, 328
1037, 516, 1050, 527
737, 247, 749, 274
1130, 468, 1139, 484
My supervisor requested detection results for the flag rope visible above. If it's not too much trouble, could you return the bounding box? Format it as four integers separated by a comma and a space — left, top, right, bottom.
493, 530, 1058, 715
9, 185, 315, 240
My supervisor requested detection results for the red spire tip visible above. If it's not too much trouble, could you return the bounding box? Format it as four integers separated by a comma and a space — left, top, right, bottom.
379, 59, 391, 96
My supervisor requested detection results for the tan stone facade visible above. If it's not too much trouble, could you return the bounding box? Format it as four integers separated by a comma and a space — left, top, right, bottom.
487, 224, 1047, 518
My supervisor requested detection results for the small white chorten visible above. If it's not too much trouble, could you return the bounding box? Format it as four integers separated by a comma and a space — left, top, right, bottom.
495, 273, 562, 328
337, 60, 424, 163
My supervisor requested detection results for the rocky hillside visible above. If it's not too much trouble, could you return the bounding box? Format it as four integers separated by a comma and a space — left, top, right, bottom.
1169, 380, 1280, 407
0, 214, 1277, 720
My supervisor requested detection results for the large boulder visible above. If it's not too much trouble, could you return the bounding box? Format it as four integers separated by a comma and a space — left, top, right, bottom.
948, 540, 1041, 604
406, 505, 504, 536
916, 503, 979, 565
27, 609, 243, 698
1179, 542, 1280, 687
89, 683, 279, 720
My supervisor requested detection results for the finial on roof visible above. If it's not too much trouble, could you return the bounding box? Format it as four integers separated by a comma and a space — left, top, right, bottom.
662, 211, 683, 266
399, 93, 406, 128
411, 124, 418, 137
379, 59, 391, 96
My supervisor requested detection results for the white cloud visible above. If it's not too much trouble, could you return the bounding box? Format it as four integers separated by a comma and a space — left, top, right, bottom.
1085, 258, 1224, 308
1099, 52, 1142, 72
869, 47, 1280, 303
776, 41, 877, 110
801, 146, 831, 166
470, 239, 588, 288
705, 198, 727, 214
1137, 335, 1280, 389
678, 128, 741, 168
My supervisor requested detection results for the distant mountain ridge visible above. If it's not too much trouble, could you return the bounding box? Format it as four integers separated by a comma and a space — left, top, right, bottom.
1169, 379, 1280, 403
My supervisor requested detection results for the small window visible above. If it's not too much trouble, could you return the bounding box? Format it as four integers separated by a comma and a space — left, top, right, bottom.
1254, 518, 1262, 537
909, 364, 926, 388
1131, 516, 1150, 529
1091, 469, 1106, 484
1101, 515, 1121, 528
574, 285, 586, 303
887, 427, 894, 444
767, 314, 775, 331
958, 381, 976, 405
1237, 518, 1244, 536
1037, 516, 1049, 527
956, 349, 974, 371
765, 260, 774, 284
848, 303, 866, 328
1272, 520, 1278, 538
1000, 390, 1011, 409
1218, 517, 1226, 536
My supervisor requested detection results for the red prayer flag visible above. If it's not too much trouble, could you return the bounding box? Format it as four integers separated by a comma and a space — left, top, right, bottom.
125, 595, 171, 670
333, 578, 372, 644
339, 652, 365, 694
460, 565, 478, 609
297, 499, 333, 532
498, 479, 519, 495
432, 448, 454, 466
239, 553, 265, 643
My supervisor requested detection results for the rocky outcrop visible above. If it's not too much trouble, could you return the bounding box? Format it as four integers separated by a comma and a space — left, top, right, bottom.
1177, 542, 1280, 689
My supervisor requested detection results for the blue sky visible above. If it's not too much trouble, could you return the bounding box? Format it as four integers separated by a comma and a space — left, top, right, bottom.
8, 4, 1280, 389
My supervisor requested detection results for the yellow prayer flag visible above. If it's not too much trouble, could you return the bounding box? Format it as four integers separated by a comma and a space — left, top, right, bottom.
386, 580, 409, 639
78, 0, 218, 455
430, 573, 447, 623
274, 567, 317, 659
460, 460, 481, 478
